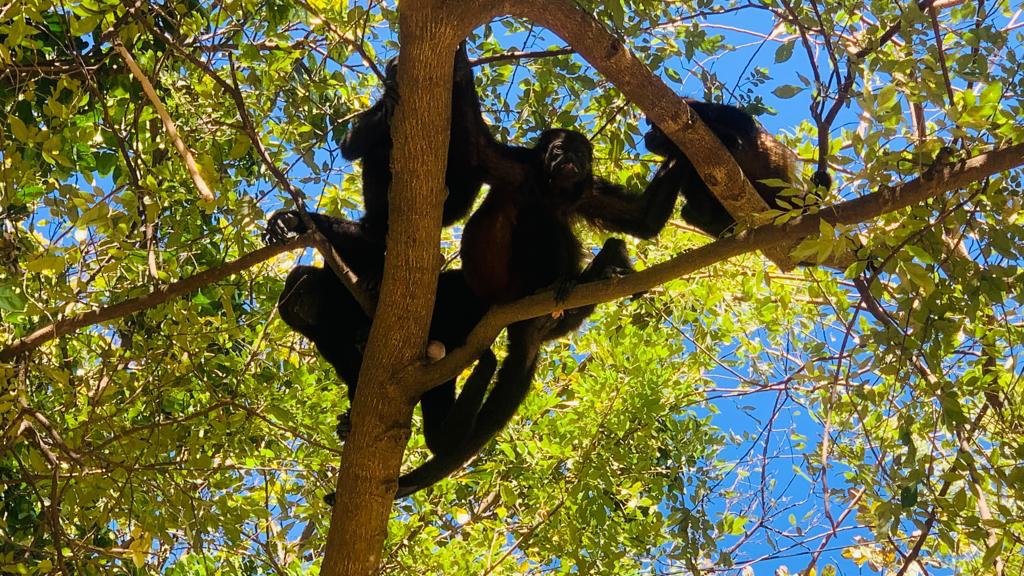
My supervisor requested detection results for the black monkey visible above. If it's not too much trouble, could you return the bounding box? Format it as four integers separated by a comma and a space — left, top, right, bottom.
396, 238, 634, 497
460, 128, 684, 304
266, 210, 491, 454
394, 125, 675, 497
268, 43, 491, 445
339, 42, 489, 246
276, 49, 682, 497
292, 43, 487, 300
266, 213, 628, 501
644, 99, 831, 238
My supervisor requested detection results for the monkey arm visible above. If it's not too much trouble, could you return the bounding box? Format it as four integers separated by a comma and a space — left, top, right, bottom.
447, 47, 533, 190
441, 42, 490, 225
265, 209, 384, 282
340, 99, 393, 161
340, 60, 399, 161
579, 158, 684, 239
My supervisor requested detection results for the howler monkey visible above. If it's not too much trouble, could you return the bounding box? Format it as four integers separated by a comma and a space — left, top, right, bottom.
305, 42, 488, 293
275, 46, 684, 498
269, 42, 490, 447
339, 42, 489, 246
266, 210, 493, 455
394, 124, 680, 497
396, 238, 635, 498
461, 128, 685, 304
644, 99, 830, 238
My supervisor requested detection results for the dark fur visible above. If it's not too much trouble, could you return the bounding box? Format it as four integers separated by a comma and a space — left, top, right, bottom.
267, 43, 491, 451
396, 238, 634, 497
394, 121, 671, 497
266, 211, 491, 450
644, 99, 830, 238
460, 127, 684, 304
274, 48, 682, 498
333, 42, 489, 276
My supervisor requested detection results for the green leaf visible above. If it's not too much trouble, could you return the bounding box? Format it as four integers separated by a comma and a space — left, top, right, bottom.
774, 41, 794, 63
773, 85, 803, 99
0, 287, 26, 312
24, 255, 65, 273
8, 115, 30, 142
899, 485, 918, 508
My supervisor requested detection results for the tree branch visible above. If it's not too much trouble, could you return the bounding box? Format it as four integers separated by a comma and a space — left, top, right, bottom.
132, 13, 376, 316
471, 47, 574, 66
113, 42, 215, 203
0, 234, 314, 362
319, 3, 467, 574
475, 0, 803, 268
416, 141, 1024, 391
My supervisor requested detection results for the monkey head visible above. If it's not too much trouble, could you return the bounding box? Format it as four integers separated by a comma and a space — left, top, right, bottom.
537, 129, 593, 198
643, 122, 676, 158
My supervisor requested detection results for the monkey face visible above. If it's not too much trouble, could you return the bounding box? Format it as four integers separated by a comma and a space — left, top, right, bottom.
539, 129, 593, 193
643, 122, 677, 157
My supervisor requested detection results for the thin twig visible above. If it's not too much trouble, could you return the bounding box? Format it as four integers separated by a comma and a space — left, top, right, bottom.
471, 47, 575, 66
113, 42, 215, 202
927, 3, 957, 107
0, 234, 314, 361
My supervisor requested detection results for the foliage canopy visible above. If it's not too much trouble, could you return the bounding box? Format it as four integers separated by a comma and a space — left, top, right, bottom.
1, 0, 1022, 574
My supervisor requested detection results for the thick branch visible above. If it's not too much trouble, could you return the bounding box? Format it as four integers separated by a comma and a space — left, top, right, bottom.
0, 235, 314, 362
477, 0, 797, 267
417, 142, 1024, 391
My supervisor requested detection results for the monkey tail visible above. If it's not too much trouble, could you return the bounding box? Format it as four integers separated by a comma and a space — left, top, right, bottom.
395, 321, 543, 499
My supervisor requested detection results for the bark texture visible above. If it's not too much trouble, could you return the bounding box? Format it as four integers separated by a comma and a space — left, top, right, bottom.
319, 2, 465, 574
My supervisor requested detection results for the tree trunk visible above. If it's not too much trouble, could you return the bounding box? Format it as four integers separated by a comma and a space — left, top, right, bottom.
319, 2, 462, 574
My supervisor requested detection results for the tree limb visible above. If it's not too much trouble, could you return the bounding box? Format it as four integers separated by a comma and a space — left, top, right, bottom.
132, 13, 375, 316
0, 234, 314, 362
471, 47, 574, 66
416, 141, 1024, 391
479, 0, 800, 268
319, 4, 467, 574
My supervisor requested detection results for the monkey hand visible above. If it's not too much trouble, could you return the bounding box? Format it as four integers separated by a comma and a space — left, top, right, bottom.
642, 121, 674, 158
553, 278, 577, 305
264, 210, 306, 245
453, 40, 472, 79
